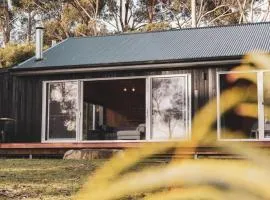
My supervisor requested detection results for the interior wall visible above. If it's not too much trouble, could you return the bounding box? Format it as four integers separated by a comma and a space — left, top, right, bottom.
84, 79, 145, 129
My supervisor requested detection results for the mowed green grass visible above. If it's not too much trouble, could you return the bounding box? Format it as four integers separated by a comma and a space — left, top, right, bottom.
0, 159, 103, 200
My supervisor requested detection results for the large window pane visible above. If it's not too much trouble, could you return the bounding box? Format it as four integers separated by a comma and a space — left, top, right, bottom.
151, 76, 189, 140
47, 81, 78, 139
219, 72, 258, 139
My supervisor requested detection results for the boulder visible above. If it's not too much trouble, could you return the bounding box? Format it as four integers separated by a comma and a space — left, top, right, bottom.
63, 149, 124, 160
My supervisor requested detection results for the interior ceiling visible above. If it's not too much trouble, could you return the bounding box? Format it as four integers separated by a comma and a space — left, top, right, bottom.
84, 79, 145, 106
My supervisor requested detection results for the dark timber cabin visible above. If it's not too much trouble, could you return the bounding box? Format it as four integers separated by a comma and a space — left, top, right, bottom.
1, 22, 270, 156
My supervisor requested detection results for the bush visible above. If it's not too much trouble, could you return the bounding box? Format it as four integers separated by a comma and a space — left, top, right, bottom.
142, 22, 171, 32
0, 43, 35, 68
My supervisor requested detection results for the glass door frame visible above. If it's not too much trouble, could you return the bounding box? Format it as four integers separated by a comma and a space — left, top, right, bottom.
41, 80, 82, 142
146, 74, 192, 141
217, 70, 270, 141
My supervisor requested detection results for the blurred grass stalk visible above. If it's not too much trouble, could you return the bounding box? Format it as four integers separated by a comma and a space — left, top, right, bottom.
75, 53, 270, 200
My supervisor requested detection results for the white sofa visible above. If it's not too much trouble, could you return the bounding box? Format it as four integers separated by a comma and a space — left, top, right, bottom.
117, 124, 145, 140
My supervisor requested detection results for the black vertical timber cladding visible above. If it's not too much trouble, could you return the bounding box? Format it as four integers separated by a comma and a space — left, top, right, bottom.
9, 65, 231, 142
11, 76, 43, 142
0, 70, 12, 118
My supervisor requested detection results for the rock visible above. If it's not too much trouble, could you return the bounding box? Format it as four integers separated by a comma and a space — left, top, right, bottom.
63, 149, 124, 160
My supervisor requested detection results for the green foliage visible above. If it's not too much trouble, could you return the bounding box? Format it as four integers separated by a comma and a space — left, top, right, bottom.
142, 22, 171, 32
0, 43, 35, 68
42, 1, 108, 45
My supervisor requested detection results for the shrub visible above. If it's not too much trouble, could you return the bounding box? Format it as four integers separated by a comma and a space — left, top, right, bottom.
0, 43, 35, 68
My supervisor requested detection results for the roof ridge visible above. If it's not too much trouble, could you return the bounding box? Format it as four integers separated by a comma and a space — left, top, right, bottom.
69, 22, 270, 40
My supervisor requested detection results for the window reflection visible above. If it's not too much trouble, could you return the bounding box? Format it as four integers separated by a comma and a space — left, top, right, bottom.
47, 82, 78, 139
151, 76, 188, 139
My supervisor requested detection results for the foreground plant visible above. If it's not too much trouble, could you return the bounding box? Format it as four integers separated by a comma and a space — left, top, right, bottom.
75, 53, 270, 200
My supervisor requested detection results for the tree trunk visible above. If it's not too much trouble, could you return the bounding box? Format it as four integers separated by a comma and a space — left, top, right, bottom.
119, 0, 124, 31
1, 6, 11, 46
191, 0, 197, 27
94, 0, 99, 36
2, 29, 10, 46
124, 0, 130, 31
27, 11, 32, 43
250, 0, 255, 23
148, 0, 155, 23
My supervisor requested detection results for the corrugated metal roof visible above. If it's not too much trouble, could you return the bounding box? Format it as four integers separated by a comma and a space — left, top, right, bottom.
14, 22, 270, 70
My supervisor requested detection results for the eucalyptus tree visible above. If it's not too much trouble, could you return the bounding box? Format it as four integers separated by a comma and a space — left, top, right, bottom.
0, 0, 17, 46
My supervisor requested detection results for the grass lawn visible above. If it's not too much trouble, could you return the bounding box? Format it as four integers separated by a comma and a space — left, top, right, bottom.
0, 159, 104, 200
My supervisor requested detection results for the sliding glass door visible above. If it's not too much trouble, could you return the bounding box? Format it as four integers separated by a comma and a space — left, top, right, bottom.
43, 75, 191, 142
217, 70, 270, 141
45, 81, 79, 141
218, 72, 259, 140
150, 75, 191, 140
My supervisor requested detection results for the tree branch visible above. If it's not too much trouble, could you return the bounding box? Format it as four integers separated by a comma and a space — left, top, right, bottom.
197, 4, 229, 25
74, 0, 93, 21
208, 9, 234, 24
198, 0, 204, 19
237, 0, 247, 23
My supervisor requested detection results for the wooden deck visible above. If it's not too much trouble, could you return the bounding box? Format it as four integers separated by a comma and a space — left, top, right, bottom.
0, 142, 139, 157
1, 141, 270, 158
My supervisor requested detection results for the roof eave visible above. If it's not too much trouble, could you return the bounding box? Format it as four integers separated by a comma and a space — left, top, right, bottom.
10, 56, 243, 76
